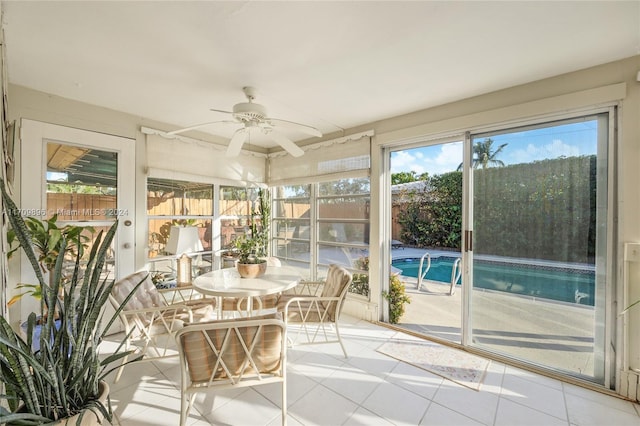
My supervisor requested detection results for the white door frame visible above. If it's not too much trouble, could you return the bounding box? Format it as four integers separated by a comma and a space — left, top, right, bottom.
19, 119, 135, 318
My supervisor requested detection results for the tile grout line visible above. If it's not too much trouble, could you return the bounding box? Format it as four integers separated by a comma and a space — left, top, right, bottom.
561, 382, 572, 426
498, 366, 571, 424
492, 362, 508, 426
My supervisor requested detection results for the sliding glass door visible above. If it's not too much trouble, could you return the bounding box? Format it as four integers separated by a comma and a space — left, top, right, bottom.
389, 141, 463, 343
469, 112, 612, 384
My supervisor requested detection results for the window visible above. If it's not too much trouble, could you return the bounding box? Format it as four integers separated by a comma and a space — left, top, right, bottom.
318, 178, 369, 261
272, 184, 311, 268
146, 177, 213, 285
272, 178, 370, 296
219, 185, 263, 252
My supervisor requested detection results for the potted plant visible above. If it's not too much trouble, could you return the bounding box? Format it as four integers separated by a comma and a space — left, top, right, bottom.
0, 180, 144, 425
232, 188, 270, 278
233, 234, 268, 278
6, 214, 94, 353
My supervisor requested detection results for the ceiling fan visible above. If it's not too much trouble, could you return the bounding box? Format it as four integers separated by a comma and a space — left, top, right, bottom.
167, 87, 322, 157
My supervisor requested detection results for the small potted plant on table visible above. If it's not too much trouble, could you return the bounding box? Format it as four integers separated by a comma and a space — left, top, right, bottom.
232, 188, 270, 278
233, 233, 268, 278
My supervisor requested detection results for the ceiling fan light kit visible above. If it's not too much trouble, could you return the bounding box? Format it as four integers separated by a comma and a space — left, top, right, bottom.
169, 86, 321, 158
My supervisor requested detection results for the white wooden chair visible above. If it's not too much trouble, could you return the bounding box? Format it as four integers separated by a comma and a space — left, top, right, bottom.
277, 264, 352, 357
109, 271, 216, 382
175, 313, 287, 426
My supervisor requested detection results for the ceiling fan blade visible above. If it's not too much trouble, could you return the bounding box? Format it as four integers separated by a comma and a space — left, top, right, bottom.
226, 128, 248, 157
268, 131, 305, 157
210, 108, 234, 115
167, 120, 235, 135
266, 118, 322, 138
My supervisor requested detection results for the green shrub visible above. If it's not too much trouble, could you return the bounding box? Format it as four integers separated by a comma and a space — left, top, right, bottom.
383, 274, 411, 324
396, 156, 596, 263
397, 171, 462, 249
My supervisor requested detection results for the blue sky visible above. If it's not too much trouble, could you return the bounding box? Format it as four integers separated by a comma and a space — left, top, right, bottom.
391, 120, 598, 176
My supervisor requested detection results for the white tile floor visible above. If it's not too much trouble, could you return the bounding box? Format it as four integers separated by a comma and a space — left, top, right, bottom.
104, 315, 640, 425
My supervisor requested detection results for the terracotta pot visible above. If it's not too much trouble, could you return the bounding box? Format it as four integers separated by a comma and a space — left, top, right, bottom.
236, 262, 267, 278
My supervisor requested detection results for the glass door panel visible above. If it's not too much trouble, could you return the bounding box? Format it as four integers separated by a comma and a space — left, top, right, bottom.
46, 143, 119, 281
469, 114, 609, 383
389, 141, 463, 343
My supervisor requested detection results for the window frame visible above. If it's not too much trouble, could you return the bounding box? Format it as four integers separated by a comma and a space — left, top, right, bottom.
271, 178, 371, 298
145, 177, 215, 283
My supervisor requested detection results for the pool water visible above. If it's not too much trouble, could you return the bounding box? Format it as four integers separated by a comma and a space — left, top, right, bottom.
392, 257, 595, 306
392, 257, 461, 284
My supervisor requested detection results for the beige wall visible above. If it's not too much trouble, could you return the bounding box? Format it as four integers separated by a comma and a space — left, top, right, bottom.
5, 55, 640, 398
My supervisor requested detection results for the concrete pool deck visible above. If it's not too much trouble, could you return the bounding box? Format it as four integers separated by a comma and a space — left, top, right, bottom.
293, 245, 598, 380
391, 247, 598, 380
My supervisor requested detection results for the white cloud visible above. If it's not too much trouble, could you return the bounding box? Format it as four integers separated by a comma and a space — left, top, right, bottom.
391, 142, 462, 176
509, 139, 580, 164
391, 150, 426, 175
435, 143, 463, 171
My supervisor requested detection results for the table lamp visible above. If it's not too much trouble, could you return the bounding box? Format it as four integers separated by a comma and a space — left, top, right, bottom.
166, 226, 204, 286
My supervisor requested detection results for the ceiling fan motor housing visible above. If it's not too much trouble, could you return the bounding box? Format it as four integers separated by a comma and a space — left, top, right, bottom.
232, 102, 267, 122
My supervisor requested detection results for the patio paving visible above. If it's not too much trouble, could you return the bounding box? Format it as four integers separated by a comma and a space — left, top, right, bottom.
393, 246, 598, 379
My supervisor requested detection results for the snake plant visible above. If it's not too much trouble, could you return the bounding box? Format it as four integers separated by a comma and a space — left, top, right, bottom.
0, 179, 144, 424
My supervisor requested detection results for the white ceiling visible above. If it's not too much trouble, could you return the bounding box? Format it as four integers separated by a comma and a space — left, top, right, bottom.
2, 1, 639, 150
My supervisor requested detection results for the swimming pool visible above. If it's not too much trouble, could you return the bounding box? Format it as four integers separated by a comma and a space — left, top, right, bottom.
392, 256, 462, 285
392, 256, 595, 306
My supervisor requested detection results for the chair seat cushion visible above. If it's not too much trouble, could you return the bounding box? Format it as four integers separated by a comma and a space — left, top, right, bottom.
112, 271, 165, 309
189, 302, 217, 322
146, 319, 186, 336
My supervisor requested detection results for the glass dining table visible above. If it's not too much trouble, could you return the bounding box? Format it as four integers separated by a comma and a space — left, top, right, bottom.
192, 266, 301, 317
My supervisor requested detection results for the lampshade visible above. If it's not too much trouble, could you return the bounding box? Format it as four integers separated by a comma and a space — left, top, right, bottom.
165, 226, 204, 255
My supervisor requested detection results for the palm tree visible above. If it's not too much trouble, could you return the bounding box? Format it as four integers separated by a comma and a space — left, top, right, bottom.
457, 138, 508, 170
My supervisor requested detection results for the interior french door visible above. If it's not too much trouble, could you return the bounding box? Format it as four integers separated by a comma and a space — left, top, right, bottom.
467, 111, 613, 385
19, 119, 135, 324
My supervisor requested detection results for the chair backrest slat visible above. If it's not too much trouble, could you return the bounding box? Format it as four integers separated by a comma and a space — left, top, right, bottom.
175, 314, 287, 426
178, 315, 284, 385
